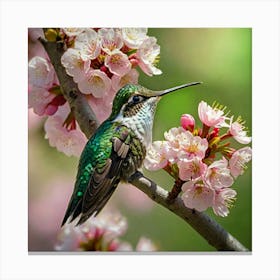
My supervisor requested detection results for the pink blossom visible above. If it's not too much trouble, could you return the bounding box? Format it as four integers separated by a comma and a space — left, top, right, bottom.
28, 55, 64, 116
177, 130, 208, 160
45, 94, 67, 115
104, 49, 131, 76
91, 210, 128, 241
212, 188, 237, 217
181, 180, 214, 212
55, 210, 130, 251
62, 28, 85, 37
164, 126, 186, 154
75, 29, 101, 61
78, 69, 111, 97
112, 242, 133, 251
181, 114, 195, 131
99, 28, 123, 54
121, 28, 148, 49
136, 237, 157, 251
55, 225, 84, 251
111, 69, 139, 92
61, 48, 90, 83
144, 141, 174, 171
28, 28, 44, 42
28, 56, 55, 88
28, 86, 66, 117
198, 101, 227, 127
136, 37, 162, 76
229, 118, 251, 144
229, 147, 252, 178
164, 127, 205, 164
164, 127, 186, 142
44, 104, 87, 157
28, 29, 47, 59
87, 88, 115, 122
28, 86, 55, 116
204, 158, 234, 189
178, 158, 207, 181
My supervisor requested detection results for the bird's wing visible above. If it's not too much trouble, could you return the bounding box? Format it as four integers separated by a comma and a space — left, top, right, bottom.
61, 123, 144, 227
60, 122, 114, 227
62, 123, 136, 225
76, 126, 132, 226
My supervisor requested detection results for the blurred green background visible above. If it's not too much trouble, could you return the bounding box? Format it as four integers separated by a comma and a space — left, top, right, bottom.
28, 28, 251, 251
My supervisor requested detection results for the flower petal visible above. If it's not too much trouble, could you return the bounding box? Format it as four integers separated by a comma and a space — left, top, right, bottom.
105, 50, 131, 76
78, 69, 111, 97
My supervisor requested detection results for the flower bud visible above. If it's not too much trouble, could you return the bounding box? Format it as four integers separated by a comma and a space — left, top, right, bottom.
45, 28, 58, 42
181, 114, 195, 131
100, 65, 108, 73
129, 58, 139, 67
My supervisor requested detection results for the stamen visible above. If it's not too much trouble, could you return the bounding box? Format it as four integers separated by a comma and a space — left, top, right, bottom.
211, 101, 229, 114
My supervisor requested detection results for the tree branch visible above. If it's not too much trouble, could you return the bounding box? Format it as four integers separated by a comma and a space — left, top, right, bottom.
129, 171, 248, 251
39, 36, 249, 252
39, 37, 99, 139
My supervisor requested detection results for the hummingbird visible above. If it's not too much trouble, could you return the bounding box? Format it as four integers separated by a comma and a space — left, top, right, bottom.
61, 81, 201, 226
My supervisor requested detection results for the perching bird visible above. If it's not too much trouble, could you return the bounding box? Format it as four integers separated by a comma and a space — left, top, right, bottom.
61, 82, 201, 226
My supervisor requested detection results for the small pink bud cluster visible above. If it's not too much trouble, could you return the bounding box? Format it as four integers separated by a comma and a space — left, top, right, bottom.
28, 28, 162, 157
144, 100, 252, 217
55, 211, 157, 252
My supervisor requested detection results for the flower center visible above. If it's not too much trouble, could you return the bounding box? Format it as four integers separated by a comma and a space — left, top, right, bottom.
76, 58, 84, 70
187, 143, 199, 154
110, 53, 124, 66
89, 75, 103, 87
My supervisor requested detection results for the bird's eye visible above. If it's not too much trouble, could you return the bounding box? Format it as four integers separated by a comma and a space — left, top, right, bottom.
131, 95, 143, 104
133, 95, 141, 103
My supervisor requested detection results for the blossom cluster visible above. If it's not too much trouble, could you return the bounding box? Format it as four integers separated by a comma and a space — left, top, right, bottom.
28, 56, 66, 116
55, 210, 156, 251
144, 101, 252, 217
28, 28, 162, 156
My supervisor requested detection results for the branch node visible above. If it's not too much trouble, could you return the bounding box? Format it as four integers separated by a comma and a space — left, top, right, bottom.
56, 40, 64, 51
69, 89, 78, 99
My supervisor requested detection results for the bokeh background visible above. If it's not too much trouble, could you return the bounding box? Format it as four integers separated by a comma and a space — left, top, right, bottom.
28, 28, 252, 251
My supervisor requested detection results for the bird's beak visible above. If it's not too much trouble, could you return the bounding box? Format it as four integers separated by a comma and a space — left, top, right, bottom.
147, 81, 202, 97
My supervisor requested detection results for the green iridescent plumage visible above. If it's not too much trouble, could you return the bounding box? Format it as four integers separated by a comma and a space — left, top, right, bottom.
62, 82, 201, 226
62, 119, 145, 226
109, 84, 143, 119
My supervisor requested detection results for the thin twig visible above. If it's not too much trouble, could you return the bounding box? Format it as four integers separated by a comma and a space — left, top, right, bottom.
167, 178, 183, 202
39, 35, 249, 252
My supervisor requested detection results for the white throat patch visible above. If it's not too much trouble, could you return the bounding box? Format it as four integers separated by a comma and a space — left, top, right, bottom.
115, 97, 159, 148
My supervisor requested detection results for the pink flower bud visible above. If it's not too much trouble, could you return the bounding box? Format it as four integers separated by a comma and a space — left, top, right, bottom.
108, 240, 119, 251
94, 228, 105, 239
129, 54, 139, 67
100, 65, 108, 73
208, 127, 220, 139
181, 114, 195, 131
45, 104, 58, 116
129, 58, 139, 67
46, 95, 69, 119
50, 94, 67, 106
